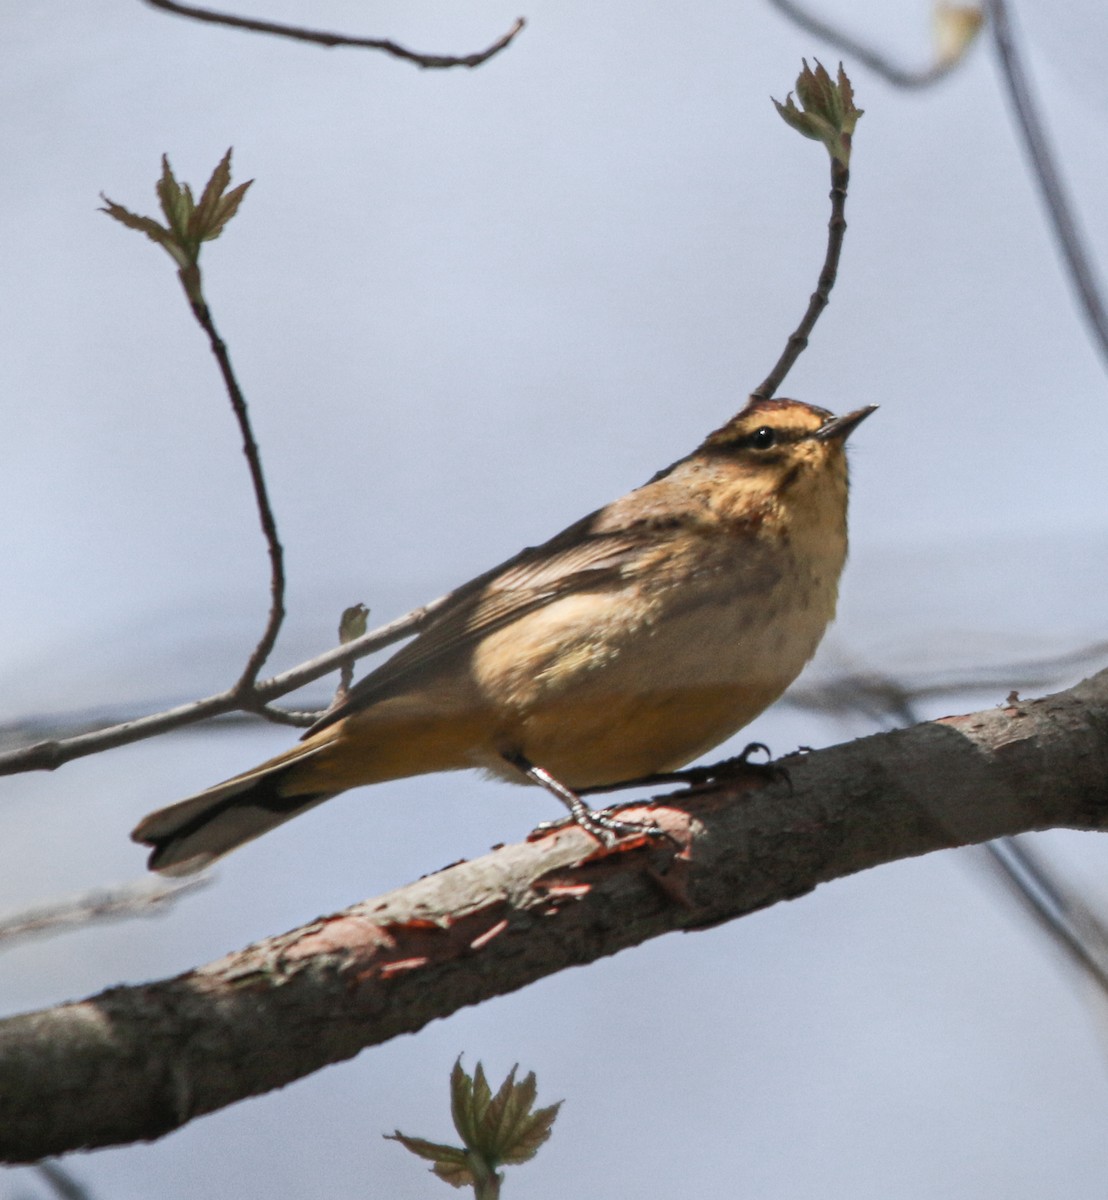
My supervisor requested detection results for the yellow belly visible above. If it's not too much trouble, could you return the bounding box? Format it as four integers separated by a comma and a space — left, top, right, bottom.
285, 545, 840, 796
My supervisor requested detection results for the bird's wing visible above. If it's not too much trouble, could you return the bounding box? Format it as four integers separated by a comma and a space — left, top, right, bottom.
304, 505, 676, 736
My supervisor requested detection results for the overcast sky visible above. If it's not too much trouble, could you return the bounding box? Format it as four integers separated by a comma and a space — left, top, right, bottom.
4, 2, 1108, 1197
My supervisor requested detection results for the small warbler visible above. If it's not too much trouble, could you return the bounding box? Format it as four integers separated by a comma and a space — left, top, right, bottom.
133, 397, 874, 874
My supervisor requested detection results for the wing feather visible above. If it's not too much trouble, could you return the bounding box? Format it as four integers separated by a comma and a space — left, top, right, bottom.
304, 506, 675, 736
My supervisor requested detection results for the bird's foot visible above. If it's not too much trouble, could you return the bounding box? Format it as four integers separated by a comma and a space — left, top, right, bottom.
580, 742, 790, 796
504, 752, 664, 846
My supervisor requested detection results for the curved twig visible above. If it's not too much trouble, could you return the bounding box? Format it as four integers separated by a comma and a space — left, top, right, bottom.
751, 155, 849, 399
185, 295, 286, 694
142, 1, 526, 70
767, 0, 1108, 377
766, 0, 964, 89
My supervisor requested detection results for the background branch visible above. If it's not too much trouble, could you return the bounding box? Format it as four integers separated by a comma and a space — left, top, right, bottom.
0, 591, 452, 777
985, 0, 1108, 372
3, 666, 1107, 1162
767, 0, 1108, 377
183, 291, 286, 695
765, 0, 971, 88
142, 1, 526, 69
0, 876, 208, 950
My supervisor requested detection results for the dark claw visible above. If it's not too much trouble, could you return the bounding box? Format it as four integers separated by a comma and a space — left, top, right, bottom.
504, 751, 663, 845
580, 742, 789, 796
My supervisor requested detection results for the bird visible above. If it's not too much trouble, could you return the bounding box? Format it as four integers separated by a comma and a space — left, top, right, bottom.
132, 397, 874, 874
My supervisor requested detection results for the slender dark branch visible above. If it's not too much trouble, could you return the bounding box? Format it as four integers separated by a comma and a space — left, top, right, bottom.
33, 1162, 94, 1200
752, 157, 848, 399
765, 0, 963, 89
142, 0, 526, 69
184, 292, 286, 694
786, 640, 1108, 725
986, 0, 1108, 372
980, 837, 1108, 992
0, 591, 453, 777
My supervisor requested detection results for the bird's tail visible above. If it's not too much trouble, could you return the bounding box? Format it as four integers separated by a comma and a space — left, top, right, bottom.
130, 742, 338, 875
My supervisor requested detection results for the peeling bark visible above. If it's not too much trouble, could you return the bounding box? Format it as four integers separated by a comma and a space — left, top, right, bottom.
2, 669, 1107, 1162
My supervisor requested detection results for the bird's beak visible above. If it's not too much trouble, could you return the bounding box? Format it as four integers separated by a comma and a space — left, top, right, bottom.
815, 405, 877, 442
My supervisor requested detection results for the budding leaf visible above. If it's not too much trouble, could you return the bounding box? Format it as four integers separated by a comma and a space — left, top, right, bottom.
389, 1057, 562, 1193
773, 60, 862, 166
100, 148, 253, 277
385, 1133, 476, 1189
338, 603, 369, 644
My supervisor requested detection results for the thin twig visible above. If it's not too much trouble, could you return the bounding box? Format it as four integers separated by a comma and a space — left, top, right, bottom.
768, 0, 1108, 375
751, 156, 849, 399
765, 0, 963, 89
986, 0, 1108, 371
0, 590, 453, 777
142, 1, 526, 70
33, 1162, 94, 1200
0, 876, 209, 950
185, 294, 286, 695
979, 838, 1108, 993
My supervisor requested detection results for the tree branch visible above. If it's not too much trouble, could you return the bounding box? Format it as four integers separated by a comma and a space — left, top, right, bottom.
3, 667, 1107, 1162
142, 1, 526, 70
985, 0, 1108, 373
183, 291, 286, 695
0, 876, 208, 950
765, 0, 968, 89
751, 155, 849, 399
0, 590, 453, 777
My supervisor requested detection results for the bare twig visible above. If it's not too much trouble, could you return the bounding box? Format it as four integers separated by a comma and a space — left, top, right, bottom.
0, 590, 453, 777
142, 1, 526, 70
765, 0, 967, 88
986, 0, 1108, 372
753, 62, 860, 399
767, 0, 1108, 376
0, 876, 209, 950
184, 294, 286, 695
751, 154, 849, 399
33, 1162, 94, 1200
979, 837, 1108, 991
8, 638, 1104, 755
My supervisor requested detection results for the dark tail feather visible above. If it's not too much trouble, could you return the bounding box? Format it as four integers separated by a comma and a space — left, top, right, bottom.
132, 753, 337, 875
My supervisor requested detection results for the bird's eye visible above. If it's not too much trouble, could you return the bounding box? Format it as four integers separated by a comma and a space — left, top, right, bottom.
749, 426, 777, 450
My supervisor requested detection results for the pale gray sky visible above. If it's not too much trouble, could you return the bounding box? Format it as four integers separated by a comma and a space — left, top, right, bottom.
4, 2, 1108, 1197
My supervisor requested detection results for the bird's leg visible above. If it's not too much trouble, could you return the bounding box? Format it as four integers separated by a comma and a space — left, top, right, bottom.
502, 752, 662, 845
580, 742, 788, 796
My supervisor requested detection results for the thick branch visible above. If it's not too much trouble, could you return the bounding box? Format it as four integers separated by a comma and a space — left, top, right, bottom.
3, 669, 1108, 1161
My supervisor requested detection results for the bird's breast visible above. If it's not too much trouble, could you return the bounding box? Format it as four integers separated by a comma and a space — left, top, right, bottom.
469, 532, 844, 786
